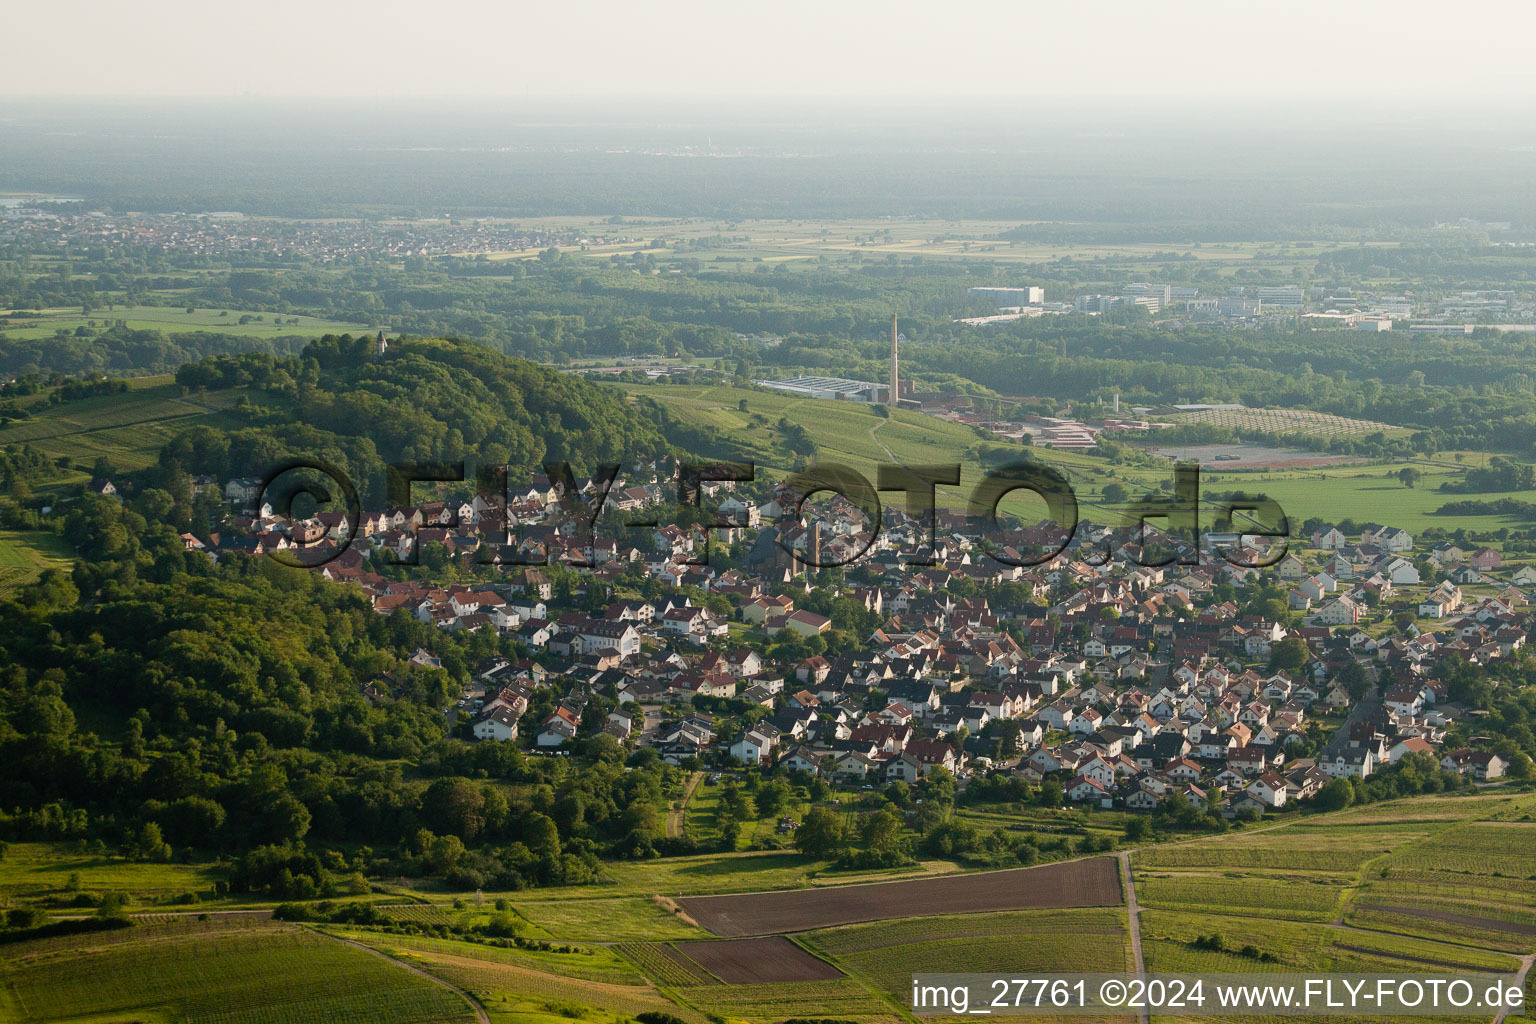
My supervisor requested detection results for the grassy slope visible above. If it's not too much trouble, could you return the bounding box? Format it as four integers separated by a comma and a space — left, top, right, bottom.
0, 530, 74, 596
5, 793, 1533, 1024
0, 842, 227, 907
0, 376, 246, 477
1130, 792, 1536, 1024
0, 919, 475, 1024
0, 304, 372, 341
621, 381, 1536, 537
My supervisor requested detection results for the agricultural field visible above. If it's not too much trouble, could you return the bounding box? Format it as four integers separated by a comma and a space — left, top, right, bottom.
0, 304, 373, 341
379, 904, 460, 927
616, 380, 1536, 536
1134, 872, 1349, 924
0, 918, 476, 1024
1162, 406, 1405, 438
671, 979, 897, 1024
802, 907, 1132, 997
1129, 794, 1536, 1022
0, 529, 74, 596
0, 377, 241, 474
509, 848, 846, 902
678, 855, 1122, 936
1131, 820, 1427, 873
615, 941, 720, 986
331, 930, 651, 987
471, 216, 1341, 276
1139, 909, 1518, 1024
666, 935, 840, 984
340, 929, 697, 1024
1343, 811, 1536, 953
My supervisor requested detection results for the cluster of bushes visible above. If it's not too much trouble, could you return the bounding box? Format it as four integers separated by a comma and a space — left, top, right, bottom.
271, 900, 583, 953
0, 915, 132, 946
1190, 932, 1278, 962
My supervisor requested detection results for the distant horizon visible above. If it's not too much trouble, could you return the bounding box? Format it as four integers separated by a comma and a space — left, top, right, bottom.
6, 0, 1536, 104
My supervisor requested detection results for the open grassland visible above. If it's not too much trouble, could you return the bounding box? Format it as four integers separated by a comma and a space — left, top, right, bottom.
0, 304, 371, 341
0, 530, 74, 596
0, 919, 475, 1024
556, 849, 829, 897
1233, 466, 1536, 535
0, 841, 226, 905
506, 895, 707, 942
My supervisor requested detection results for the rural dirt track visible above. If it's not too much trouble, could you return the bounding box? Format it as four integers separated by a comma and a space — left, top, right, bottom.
668, 772, 704, 838
1494, 954, 1534, 1024
678, 856, 1121, 936
675, 935, 844, 983
1353, 904, 1536, 937
323, 933, 490, 1024
1117, 853, 1149, 1024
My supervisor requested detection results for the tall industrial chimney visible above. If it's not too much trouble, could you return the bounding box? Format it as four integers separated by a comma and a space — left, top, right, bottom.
889, 314, 900, 406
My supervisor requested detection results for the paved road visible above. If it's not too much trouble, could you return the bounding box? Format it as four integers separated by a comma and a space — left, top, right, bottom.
1118, 852, 1150, 1024
1321, 689, 1380, 759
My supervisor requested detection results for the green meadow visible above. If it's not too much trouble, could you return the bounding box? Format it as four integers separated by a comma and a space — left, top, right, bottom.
617, 381, 1536, 536
0, 304, 372, 341
0, 530, 75, 596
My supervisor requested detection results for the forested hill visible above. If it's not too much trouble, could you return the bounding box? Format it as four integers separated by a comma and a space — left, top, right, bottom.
170, 335, 669, 502
0, 510, 641, 891
0, 325, 317, 378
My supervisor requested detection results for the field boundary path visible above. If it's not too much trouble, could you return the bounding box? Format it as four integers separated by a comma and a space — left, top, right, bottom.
1118, 852, 1150, 1024
869, 419, 898, 464
678, 856, 1120, 936
1493, 953, 1534, 1024
317, 930, 490, 1024
668, 771, 704, 838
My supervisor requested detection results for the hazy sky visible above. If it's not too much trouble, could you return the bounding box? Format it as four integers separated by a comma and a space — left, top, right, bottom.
5, 0, 1536, 102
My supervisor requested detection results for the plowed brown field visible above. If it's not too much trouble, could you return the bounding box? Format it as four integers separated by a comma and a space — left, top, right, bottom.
678, 856, 1122, 936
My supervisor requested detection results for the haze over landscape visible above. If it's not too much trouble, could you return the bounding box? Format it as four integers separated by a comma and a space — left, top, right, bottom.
2, 4, 1536, 1024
